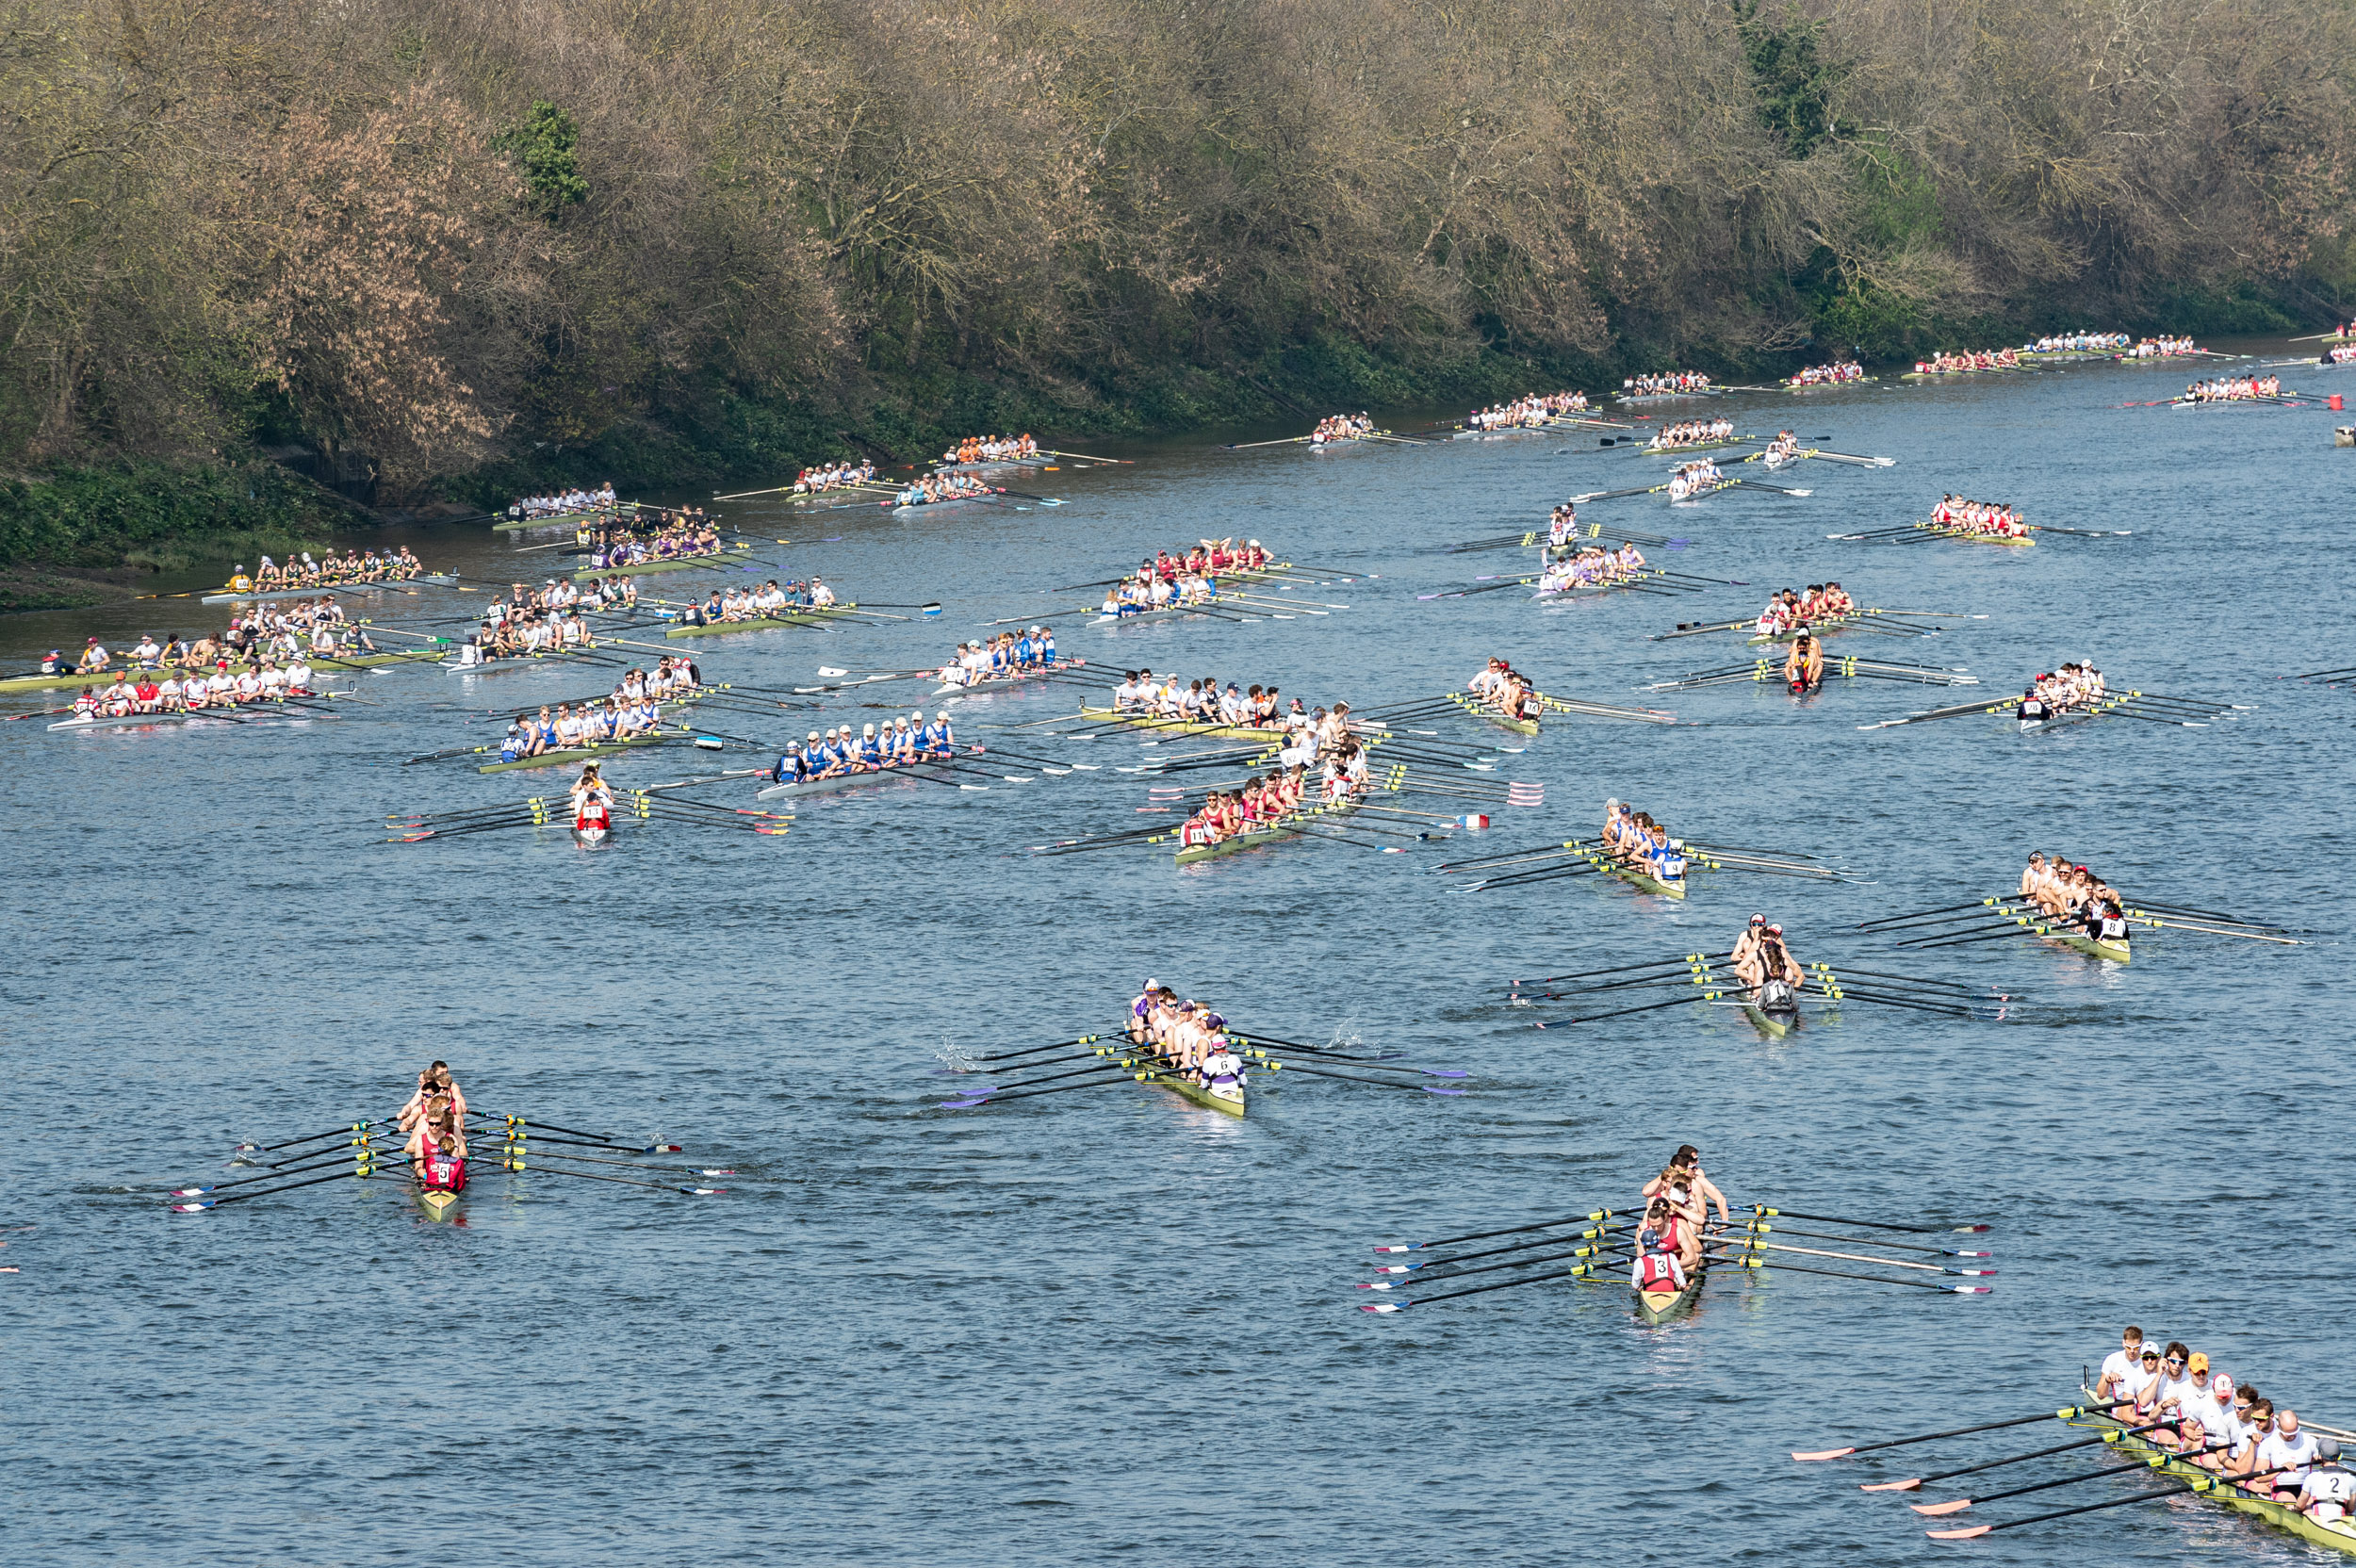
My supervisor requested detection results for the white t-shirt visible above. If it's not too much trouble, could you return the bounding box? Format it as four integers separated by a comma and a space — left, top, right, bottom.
2258, 1429, 2321, 1485
2099, 1348, 2145, 1395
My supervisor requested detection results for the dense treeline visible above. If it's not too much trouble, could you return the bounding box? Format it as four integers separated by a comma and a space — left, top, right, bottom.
3, 0, 2351, 513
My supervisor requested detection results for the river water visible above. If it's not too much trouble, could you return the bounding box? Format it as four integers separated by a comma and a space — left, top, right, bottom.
6, 340, 2349, 1565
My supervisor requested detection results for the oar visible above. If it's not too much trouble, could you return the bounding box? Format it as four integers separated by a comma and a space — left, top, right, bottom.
168, 1165, 370, 1211
1745, 1239, 1994, 1276
1259, 1059, 1465, 1094
1750, 1205, 1988, 1233
234, 1121, 375, 1155
1369, 1220, 1629, 1272
1873, 1421, 2175, 1493
940, 1070, 1148, 1108
1370, 1208, 1619, 1253
1793, 1408, 2088, 1462
1917, 1448, 2278, 1518
499, 1155, 723, 1195
1922, 1478, 2204, 1540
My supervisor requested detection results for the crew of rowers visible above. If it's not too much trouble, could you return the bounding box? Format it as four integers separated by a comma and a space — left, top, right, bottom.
1930, 494, 2027, 537
889, 472, 1000, 507
1913, 348, 2021, 374
1111, 670, 1296, 727
774, 710, 959, 783
469, 597, 597, 661
1624, 371, 1713, 397
69, 658, 325, 718
940, 627, 1059, 687
2327, 344, 2356, 366
233, 547, 433, 593
1754, 582, 1856, 635
486, 575, 635, 626
676, 579, 836, 627
1759, 429, 1805, 466
1633, 1145, 1731, 1291
1730, 914, 1805, 1007
1102, 542, 1270, 614
1537, 541, 1646, 596
49, 596, 376, 682
1785, 360, 1865, 386
2120, 335, 2200, 358
792, 461, 879, 495
496, 658, 703, 760
507, 482, 617, 521
1310, 414, 1377, 445
1601, 796, 1687, 886
1463, 391, 1592, 430
940, 433, 1039, 466
2018, 851, 2131, 948
1545, 500, 1583, 547
1665, 457, 1726, 501
1465, 658, 1541, 724
1126, 986, 1247, 1092
584, 514, 728, 570
2028, 331, 2128, 353
2017, 661, 2106, 723
1175, 766, 1325, 848
2091, 1327, 2353, 1515
1170, 702, 1372, 845
1102, 564, 1219, 614
1648, 416, 1736, 450
400, 1061, 469, 1195
2180, 373, 2283, 403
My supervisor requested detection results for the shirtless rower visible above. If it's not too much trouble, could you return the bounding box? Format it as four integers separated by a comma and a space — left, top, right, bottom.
1733, 920, 1803, 997
398, 1061, 468, 1131
1648, 1144, 1730, 1226
1784, 631, 1825, 694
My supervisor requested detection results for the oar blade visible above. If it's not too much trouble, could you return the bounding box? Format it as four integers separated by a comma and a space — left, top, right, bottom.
1792, 1447, 1857, 1462
1859, 1477, 1922, 1493
1923, 1525, 1992, 1541
1911, 1500, 1972, 1517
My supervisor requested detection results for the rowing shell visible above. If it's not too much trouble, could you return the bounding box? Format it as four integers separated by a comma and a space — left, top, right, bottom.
2069, 1392, 2356, 1556
1173, 801, 1359, 866
494, 503, 635, 532
1137, 1062, 1246, 1116
1596, 855, 1687, 900
572, 544, 755, 580
663, 614, 826, 640
1917, 522, 2035, 547
2046, 930, 2132, 964
754, 761, 959, 802
201, 574, 459, 606
0, 647, 440, 696
1634, 1253, 1706, 1325
1740, 997, 1799, 1037
1077, 706, 1289, 743
411, 1173, 463, 1221
479, 731, 678, 774
1447, 693, 1540, 735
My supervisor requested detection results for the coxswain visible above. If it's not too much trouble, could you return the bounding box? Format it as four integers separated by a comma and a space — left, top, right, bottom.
1196, 1034, 1245, 1091
1784, 631, 1824, 694
775, 740, 812, 786
2296, 1439, 2355, 1523
2084, 894, 2130, 949
227, 564, 254, 594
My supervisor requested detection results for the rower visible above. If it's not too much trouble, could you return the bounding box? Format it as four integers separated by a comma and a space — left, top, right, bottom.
571, 760, 614, 816
1733, 920, 1802, 993
1784, 631, 1824, 694
2095, 1326, 2150, 1403
2258, 1411, 2322, 1500
398, 1061, 467, 1130
410, 1106, 468, 1197
1630, 1207, 1689, 1298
